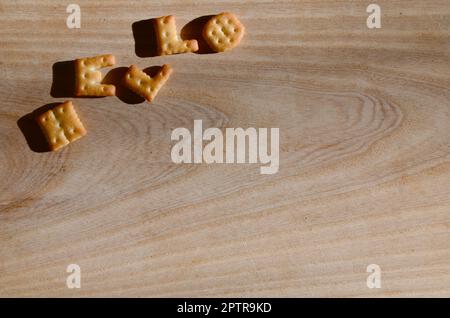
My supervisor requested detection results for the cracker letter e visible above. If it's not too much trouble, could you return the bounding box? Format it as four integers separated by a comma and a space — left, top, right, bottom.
75, 54, 116, 97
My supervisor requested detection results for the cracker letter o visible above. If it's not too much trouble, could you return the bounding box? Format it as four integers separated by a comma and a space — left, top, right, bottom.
203, 12, 245, 52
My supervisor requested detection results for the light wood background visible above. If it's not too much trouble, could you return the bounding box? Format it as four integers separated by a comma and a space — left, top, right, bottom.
1, 0, 449, 297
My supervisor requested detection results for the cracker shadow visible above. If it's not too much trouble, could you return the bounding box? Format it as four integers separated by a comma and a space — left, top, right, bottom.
103, 67, 145, 104
103, 66, 164, 105
132, 19, 159, 58
51, 60, 76, 98
143, 65, 165, 77
17, 103, 61, 153
181, 15, 216, 54
51, 60, 112, 99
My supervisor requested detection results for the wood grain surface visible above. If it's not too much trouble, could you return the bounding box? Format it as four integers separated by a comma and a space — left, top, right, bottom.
1, 0, 450, 297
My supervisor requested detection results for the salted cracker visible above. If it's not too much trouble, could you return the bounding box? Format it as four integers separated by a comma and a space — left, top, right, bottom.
123, 64, 173, 103
154, 16, 198, 55
37, 101, 87, 151
203, 12, 245, 52
75, 54, 116, 97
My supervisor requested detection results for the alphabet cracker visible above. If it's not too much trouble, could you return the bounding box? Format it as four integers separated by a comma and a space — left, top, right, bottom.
75, 54, 116, 97
123, 64, 173, 103
154, 16, 198, 55
203, 12, 245, 52
36, 101, 87, 151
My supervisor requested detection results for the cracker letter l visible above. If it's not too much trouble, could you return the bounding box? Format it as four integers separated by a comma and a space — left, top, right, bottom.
154, 16, 198, 55
123, 64, 173, 103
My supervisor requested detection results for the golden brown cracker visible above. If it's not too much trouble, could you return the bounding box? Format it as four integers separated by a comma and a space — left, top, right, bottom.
123, 64, 172, 103
37, 101, 87, 151
154, 16, 198, 55
203, 12, 245, 52
75, 54, 116, 97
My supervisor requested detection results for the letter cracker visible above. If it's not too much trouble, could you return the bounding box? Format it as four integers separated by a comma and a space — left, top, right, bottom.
36, 101, 87, 151
154, 16, 198, 55
75, 54, 116, 96
203, 12, 245, 52
123, 64, 173, 103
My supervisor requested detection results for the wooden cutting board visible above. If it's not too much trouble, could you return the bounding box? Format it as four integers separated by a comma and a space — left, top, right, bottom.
1, 0, 449, 297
